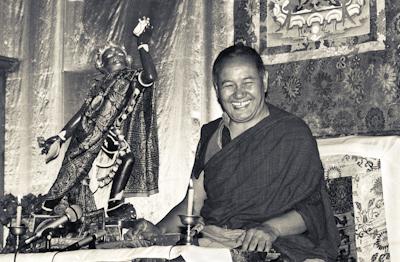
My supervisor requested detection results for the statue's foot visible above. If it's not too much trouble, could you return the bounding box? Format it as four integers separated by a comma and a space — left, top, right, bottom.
34, 198, 61, 215
107, 201, 136, 220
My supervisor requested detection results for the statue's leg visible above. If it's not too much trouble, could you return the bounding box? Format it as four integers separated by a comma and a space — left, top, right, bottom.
106, 152, 136, 218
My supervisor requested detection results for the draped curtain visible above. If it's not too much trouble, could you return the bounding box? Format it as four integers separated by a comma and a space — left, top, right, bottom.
0, 0, 64, 197
0, 0, 233, 223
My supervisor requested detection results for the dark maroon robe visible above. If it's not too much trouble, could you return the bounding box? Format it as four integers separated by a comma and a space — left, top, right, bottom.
192, 103, 339, 261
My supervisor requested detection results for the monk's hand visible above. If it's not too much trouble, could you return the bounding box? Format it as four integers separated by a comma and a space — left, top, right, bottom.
190, 217, 205, 237
238, 224, 280, 252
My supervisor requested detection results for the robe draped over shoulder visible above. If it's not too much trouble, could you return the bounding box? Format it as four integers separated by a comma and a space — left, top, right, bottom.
192, 104, 339, 261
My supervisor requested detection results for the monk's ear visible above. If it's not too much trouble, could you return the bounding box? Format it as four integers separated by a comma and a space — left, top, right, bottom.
213, 83, 220, 97
213, 83, 224, 106
263, 71, 269, 93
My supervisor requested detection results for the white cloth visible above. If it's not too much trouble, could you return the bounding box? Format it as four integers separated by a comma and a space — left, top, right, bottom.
197, 225, 244, 249
172, 245, 232, 262
0, 246, 232, 262
317, 135, 400, 261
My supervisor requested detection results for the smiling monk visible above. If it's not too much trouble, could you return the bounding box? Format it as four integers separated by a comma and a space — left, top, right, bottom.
127, 45, 340, 262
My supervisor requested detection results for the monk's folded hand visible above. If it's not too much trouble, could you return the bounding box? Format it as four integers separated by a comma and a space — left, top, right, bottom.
190, 217, 205, 237
239, 224, 280, 252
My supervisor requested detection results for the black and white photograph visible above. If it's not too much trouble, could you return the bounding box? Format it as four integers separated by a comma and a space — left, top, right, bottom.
0, 0, 399, 261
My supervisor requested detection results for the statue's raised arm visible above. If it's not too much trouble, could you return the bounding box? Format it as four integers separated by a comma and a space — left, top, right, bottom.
133, 16, 157, 86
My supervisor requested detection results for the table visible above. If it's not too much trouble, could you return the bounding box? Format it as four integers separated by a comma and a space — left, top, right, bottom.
0, 245, 233, 262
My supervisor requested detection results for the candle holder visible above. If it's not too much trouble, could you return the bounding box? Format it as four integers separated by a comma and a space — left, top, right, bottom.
177, 215, 200, 245
9, 225, 27, 251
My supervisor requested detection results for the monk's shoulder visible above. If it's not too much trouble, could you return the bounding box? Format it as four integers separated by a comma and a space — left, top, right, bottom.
201, 118, 222, 135
269, 105, 313, 137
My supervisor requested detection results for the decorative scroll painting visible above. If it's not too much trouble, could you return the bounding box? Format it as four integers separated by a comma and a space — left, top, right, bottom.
248, 0, 386, 64
234, 0, 400, 137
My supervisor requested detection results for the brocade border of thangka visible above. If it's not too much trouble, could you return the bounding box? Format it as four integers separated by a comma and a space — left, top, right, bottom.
235, 0, 386, 65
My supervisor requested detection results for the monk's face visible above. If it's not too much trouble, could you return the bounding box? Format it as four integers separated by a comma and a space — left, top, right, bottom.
216, 56, 268, 126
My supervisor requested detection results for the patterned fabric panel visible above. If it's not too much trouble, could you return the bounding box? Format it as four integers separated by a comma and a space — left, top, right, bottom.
322, 154, 390, 262
233, 0, 400, 137
326, 176, 357, 261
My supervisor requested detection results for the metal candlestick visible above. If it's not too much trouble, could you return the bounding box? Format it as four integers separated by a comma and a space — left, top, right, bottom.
9, 225, 27, 251
178, 215, 200, 245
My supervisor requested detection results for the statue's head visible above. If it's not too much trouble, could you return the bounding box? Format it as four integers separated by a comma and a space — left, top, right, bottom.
95, 43, 132, 74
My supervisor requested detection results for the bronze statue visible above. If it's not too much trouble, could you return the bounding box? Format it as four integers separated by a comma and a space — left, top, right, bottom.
38, 17, 159, 219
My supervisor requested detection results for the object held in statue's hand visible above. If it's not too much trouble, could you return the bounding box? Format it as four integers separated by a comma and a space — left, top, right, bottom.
133, 16, 151, 37
134, 16, 152, 45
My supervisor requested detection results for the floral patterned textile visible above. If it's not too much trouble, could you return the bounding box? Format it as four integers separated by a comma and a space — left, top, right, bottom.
322, 154, 390, 261
234, 0, 400, 137
326, 176, 357, 261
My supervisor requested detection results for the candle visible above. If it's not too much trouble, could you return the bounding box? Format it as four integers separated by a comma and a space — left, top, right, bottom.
187, 179, 194, 216
16, 195, 22, 227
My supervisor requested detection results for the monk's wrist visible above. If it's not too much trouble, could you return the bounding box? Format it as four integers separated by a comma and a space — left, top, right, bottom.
262, 223, 281, 240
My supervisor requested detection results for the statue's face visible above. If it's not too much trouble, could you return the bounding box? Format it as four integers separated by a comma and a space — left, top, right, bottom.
101, 47, 127, 73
